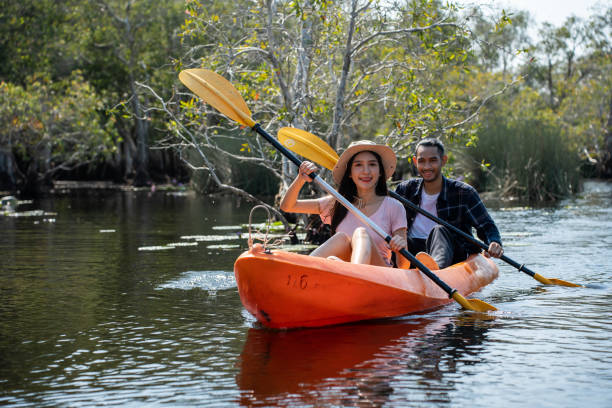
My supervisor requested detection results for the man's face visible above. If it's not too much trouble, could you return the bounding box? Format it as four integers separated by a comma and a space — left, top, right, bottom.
413, 145, 447, 183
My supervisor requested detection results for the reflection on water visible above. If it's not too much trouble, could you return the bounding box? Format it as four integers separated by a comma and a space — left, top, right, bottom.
0, 182, 611, 407
237, 314, 498, 406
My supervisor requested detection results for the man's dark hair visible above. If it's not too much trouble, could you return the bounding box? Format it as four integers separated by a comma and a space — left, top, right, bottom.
415, 138, 445, 157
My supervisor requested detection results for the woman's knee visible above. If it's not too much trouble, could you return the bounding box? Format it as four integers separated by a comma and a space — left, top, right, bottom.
333, 231, 351, 245
309, 231, 351, 259
352, 227, 370, 242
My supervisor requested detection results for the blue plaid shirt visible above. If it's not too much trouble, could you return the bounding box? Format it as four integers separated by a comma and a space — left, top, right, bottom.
395, 176, 501, 253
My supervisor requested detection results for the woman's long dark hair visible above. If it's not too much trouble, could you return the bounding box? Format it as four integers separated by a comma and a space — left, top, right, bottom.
330, 150, 388, 233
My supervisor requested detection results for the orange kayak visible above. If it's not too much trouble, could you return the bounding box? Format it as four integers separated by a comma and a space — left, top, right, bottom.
234, 244, 498, 329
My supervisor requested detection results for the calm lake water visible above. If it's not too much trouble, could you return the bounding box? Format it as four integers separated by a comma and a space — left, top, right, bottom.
1, 181, 611, 407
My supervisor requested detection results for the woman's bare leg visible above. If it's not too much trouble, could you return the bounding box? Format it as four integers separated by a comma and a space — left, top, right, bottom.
309, 232, 351, 261
350, 227, 387, 266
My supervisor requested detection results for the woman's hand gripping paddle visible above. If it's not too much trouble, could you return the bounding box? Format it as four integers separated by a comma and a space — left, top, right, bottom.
179, 68, 497, 312
277, 127, 581, 288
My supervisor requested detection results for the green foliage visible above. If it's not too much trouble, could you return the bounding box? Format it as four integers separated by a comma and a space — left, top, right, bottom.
78, 0, 185, 95
0, 0, 189, 189
466, 86, 579, 202
470, 7, 531, 73
170, 0, 611, 201
0, 0, 80, 83
0, 72, 118, 185
520, 8, 611, 176
446, 5, 611, 198
0, 0, 609, 200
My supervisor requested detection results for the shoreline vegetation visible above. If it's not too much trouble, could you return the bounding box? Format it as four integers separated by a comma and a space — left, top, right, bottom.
1, 1, 610, 206
5, 177, 607, 206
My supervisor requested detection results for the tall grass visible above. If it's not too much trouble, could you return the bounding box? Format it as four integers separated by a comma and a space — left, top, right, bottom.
463, 97, 580, 202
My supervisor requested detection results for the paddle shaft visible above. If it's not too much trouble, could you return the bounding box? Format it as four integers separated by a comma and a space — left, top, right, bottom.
251, 124, 458, 298
387, 191, 541, 278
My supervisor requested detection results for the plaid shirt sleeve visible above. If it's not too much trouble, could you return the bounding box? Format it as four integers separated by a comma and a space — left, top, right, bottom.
458, 184, 502, 246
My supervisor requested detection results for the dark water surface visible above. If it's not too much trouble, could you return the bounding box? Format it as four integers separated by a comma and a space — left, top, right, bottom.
1, 181, 611, 407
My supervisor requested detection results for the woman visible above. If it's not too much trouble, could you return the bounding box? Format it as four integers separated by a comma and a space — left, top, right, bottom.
280, 140, 409, 268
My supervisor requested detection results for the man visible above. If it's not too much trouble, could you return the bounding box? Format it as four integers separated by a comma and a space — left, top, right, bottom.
395, 138, 503, 269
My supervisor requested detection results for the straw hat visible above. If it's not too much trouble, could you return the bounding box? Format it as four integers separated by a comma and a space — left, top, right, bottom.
332, 140, 396, 185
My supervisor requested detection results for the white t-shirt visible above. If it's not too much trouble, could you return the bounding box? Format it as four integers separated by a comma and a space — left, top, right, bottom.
409, 191, 439, 239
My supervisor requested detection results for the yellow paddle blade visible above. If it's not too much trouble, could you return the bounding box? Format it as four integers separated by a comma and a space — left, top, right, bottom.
452, 292, 497, 312
547, 278, 582, 287
178, 69, 255, 127
533, 273, 582, 287
278, 127, 339, 171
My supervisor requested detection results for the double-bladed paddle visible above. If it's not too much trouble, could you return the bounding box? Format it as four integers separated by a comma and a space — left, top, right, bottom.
277, 127, 581, 288
178, 68, 497, 312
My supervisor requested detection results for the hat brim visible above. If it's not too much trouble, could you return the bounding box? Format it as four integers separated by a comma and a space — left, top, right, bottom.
332, 143, 396, 185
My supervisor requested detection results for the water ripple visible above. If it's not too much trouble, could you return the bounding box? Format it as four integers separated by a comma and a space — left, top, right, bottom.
157, 270, 236, 292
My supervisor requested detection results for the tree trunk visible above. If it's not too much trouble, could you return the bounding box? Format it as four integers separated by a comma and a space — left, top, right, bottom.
131, 81, 150, 186
103, 1, 151, 187
125, 2, 150, 187
122, 130, 135, 180
330, 0, 358, 151
547, 58, 555, 109
276, 0, 314, 201
0, 146, 17, 190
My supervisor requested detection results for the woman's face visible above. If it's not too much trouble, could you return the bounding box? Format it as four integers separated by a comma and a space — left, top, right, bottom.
349, 151, 380, 191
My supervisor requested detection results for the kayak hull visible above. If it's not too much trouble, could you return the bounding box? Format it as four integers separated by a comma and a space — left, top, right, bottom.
234, 244, 498, 329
